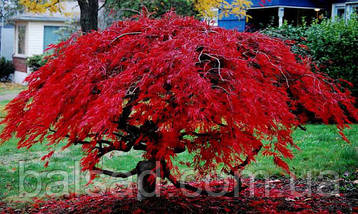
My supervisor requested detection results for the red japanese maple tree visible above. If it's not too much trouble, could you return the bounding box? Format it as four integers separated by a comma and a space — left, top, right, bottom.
1, 13, 357, 198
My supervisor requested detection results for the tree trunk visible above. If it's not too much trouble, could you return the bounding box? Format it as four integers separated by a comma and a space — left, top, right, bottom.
136, 160, 157, 200
77, 0, 98, 33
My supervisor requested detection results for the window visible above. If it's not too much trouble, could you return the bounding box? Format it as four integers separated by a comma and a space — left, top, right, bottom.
17, 25, 26, 55
344, 3, 358, 20
332, 3, 346, 20
43, 26, 61, 52
337, 8, 345, 17
353, 5, 358, 15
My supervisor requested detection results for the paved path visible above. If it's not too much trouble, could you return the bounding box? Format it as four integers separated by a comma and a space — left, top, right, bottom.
0, 93, 19, 102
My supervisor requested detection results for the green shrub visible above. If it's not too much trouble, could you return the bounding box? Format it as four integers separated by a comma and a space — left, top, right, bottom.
262, 16, 358, 97
0, 57, 15, 82
27, 54, 47, 72
261, 21, 310, 60
306, 17, 358, 96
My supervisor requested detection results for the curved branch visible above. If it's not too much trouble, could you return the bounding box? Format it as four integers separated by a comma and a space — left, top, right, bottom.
133, 142, 147, 150
159, 146, 262, 196
167, 174, 208, 195
298, 125, 307, 131
74, 139, 112, 146
93, 166, 137, 178
166, 170, 247, 196
202, 53, 225, 82
118, 8, 141, 15
173, 146, 185, 154
110, 32, 142, 45
211, 85, 230, 95
230, 145, 262, 175
48, 128, 70, 138
179, 131, 221, 139
162, 160, 245, 196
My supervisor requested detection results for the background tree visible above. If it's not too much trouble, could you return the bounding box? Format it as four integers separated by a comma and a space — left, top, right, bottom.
98, 0, 199, 29
194, 0, 252, 18
20, 0, 99, 32
1, 13, 357, 199
106, 0, 198, 18
1, 0, 22, 23
19, 0, 256, 32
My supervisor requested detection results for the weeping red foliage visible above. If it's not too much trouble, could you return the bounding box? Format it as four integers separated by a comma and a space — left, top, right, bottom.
1, 13, 357, 177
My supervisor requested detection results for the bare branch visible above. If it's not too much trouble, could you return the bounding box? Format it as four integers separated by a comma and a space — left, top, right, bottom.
48, 128, 70, 138
110, 32, 142, 45
173, 146, 185, 154
160, 160, 208, 195
164, 161, 246, 196
93, 167, 137, 178
211, 85, 230, 95
258, 51, 290, 88
298, 125, 307, 131
179, 131, 222, 141
118, 8, 141, 15
74, 139, 112, 146
230, 145, 262, 175
167, 174, 208, 195
133, 142, 147, 150
203, 53, 225, 82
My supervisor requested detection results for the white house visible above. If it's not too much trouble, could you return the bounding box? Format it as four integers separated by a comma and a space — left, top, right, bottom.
11, 1, 79, 84
1, 0, 16, 60
331, 0, 358, 20
0, 24, 14, 60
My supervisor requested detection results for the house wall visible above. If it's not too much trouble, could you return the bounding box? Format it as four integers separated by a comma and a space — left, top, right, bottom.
13, 20, 65, 84
11, 0, 80, 84
0, 25, 15, 60
13, 56, 27, 73
251, 0, 325, 8
27, 21, 64, 56
332, 0, 358, 20
27, 22, 45, 56
218, 19, 246, 31
218, 13, 246, 31
218, 0, 325, 31
13, 56, 28, 84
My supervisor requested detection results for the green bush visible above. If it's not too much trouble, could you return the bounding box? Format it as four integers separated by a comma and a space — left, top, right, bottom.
27, 54, 47, 72
261, 20, 310, 59
0, 57, 15, 82
262, 16, 358, 97
306, 17, 358, 96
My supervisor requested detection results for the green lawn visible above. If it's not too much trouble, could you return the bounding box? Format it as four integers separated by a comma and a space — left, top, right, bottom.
0, 83, 26, 95
0, 98, 357, 202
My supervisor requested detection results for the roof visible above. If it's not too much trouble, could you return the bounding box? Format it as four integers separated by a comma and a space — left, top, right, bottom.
250, 0, 328, 9
10, 15, 74, 22
334, 0, 358, 3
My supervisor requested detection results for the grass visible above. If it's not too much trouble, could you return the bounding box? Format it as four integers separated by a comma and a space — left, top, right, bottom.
0, 83, 26, 118
0, 98, 357, 202
244, 125, 358, 178
0, 100, 10, 118
0, 83, 26, 95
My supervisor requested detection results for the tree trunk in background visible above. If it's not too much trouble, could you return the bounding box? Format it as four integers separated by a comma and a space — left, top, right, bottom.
78, 0, 99, 33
